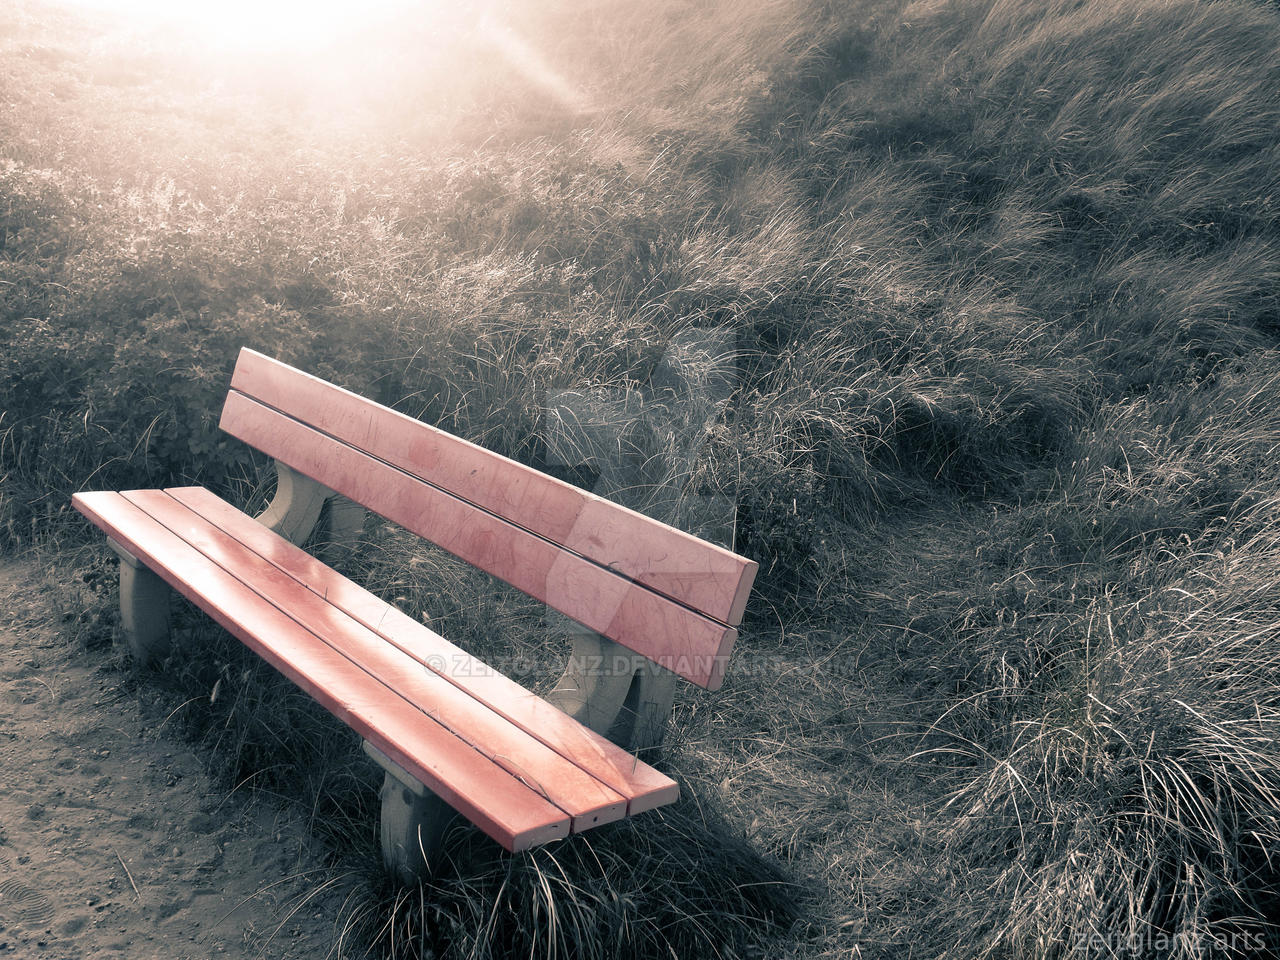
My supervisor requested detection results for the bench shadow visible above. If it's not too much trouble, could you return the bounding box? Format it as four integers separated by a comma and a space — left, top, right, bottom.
82, 587, 804, 960
342, 782, 805, 960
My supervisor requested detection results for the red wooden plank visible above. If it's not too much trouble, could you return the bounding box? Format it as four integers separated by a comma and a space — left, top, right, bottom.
228, 348, 757, 626
168, 485, 680, 814
122, 489, 628, 832
218, 392, 737, 690
71, 491, 570, 852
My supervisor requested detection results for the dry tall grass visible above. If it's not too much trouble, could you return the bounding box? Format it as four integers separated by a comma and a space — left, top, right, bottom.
8, 0, 1280, 956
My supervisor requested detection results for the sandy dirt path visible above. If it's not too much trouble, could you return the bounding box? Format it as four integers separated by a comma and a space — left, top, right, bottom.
0, 560, 354, 959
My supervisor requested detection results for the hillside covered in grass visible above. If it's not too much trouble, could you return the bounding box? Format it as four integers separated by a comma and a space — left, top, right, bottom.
6, 0, 1280, 956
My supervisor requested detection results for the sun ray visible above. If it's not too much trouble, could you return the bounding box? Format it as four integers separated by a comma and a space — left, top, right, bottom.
479, 13, 591, 114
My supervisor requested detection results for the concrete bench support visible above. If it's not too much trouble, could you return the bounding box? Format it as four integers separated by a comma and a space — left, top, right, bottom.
548, 629, 677, 752
363, 741, 458, 883
107, 537, 171, 665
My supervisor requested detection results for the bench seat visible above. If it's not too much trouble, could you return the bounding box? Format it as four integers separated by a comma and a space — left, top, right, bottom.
72, 485, 678, 852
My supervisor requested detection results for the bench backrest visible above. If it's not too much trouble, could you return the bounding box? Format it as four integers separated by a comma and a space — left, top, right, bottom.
219, 348, 757, 690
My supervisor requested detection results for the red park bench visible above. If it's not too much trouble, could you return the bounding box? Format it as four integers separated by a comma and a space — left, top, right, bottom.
72, 348, 757, 881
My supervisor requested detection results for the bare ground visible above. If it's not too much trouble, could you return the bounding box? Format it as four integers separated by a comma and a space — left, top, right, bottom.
0, 560, 353, 960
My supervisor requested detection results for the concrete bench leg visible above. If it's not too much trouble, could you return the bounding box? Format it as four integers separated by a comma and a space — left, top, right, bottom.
548, 629, 677, 752
107, 538, 171, 665
256, 462, 330, 545
363, 742, 456, 883
316, 495, 365, 564
257, 461, 365, 563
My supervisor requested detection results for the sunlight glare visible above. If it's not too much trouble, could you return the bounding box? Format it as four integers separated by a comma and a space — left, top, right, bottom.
56, 0, 433, 54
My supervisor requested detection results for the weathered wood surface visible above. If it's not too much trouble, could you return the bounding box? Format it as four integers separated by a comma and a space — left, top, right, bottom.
73, 490, 575, 851
73, 487, 681, 848
167, 485, 679, 813
220, 390, 738, 690
227, 348, 758, 627
124, 487, 629, 830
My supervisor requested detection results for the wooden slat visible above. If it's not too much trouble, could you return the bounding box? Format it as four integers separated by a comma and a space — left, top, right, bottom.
168, 485, 680, 814
121, 489, 628, 832
71, 491, 570, 852
227, 348, 757, 626
219, 392, 736, 690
